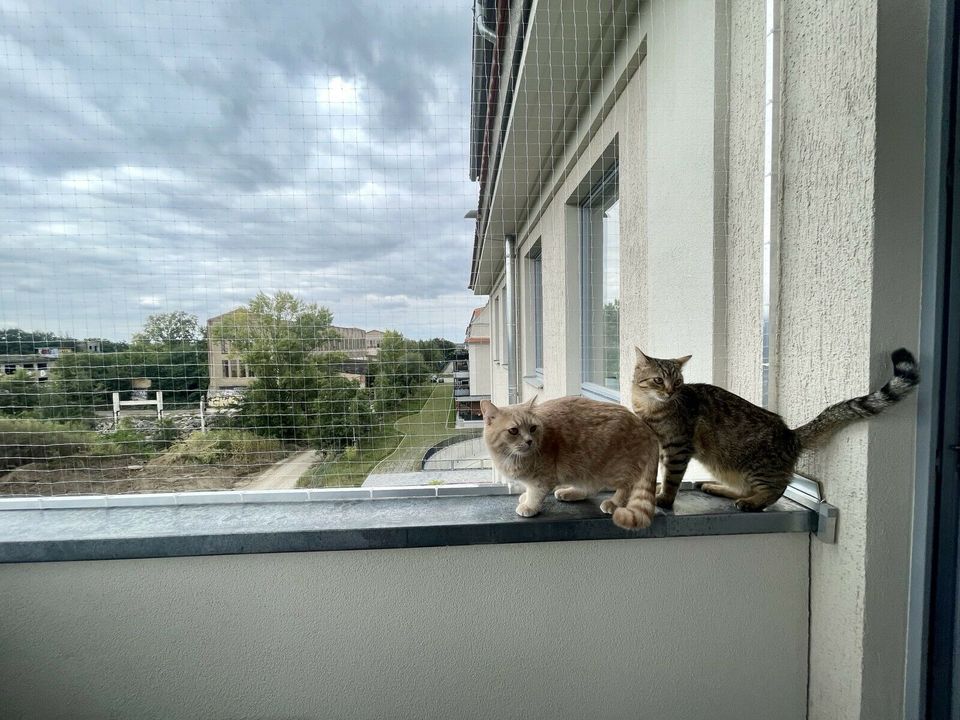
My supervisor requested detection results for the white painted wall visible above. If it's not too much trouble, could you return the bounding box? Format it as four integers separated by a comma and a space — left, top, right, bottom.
775, 1, 926, 718
724, 0, 765, 403
466, 304, 492, 397
644, 0, 727, 384
0, 533, 809, 720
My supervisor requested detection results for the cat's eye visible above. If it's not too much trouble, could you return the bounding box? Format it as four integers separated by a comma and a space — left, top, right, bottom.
529, 425, 538, 433
508, 427, 519, 436
654, 378, 664, 385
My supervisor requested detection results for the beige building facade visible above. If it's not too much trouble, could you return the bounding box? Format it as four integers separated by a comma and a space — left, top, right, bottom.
469, 1, 927, 718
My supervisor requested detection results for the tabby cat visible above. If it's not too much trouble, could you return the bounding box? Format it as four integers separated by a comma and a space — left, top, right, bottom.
481, 396, 660, 529
631, 348, 920, 512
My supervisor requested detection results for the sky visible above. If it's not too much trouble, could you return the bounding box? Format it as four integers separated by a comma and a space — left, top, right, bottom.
0, 0, 482, 342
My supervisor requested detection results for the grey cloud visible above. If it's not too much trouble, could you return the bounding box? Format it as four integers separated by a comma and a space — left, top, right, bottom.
0, 0, 480, 341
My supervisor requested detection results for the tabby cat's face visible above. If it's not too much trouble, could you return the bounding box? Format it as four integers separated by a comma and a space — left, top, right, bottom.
480, 400, 541, 460
631, 349, 691, 403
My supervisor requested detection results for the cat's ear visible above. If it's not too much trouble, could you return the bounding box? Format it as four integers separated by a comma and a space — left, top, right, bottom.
526, 395, 538, 409
635, 347, 652, 365
675, 355, 692, 367
480, 400, 498, 424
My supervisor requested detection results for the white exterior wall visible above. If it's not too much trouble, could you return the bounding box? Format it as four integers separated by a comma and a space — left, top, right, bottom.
466, 304, 492, 397
467, 342, 492, 397
482, 0, 729, 404
724, 0, 766, 403
489, 281, 510, 405
0, 534, 808, 720
775, 1, 926, 718
517, 62, 646, 404
644, 0, 727, 384
473, 1, 928, 715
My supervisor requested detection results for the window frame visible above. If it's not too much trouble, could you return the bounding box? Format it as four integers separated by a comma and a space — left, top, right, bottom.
527, 242, 544, 380
579, 164, 620, 403
492, 294, 501, 363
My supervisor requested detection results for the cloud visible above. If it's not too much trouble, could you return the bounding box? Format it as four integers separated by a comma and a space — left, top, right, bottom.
0, 0, 481, 342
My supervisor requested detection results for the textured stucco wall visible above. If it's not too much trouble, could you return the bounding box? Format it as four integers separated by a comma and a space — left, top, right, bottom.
778, 0, 925, 718
0, 534, 809, 720
519, 54, 646, 404
724, 0, 765, 403
483, 0, 728, 397
645, 0, 724, 384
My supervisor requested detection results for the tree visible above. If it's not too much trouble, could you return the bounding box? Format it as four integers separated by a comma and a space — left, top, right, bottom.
216, 292, 345, 441
0, 370, 40, 415
415, 338, 457, 371
132, 311, 204, 347
603, 299, 620, 383
0, 328, 66, 355
370, 331, 430, 412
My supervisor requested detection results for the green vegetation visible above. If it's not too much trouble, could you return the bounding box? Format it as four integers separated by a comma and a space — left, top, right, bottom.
0, 314, 208, 421
301, 383, 464, 488
1, 293, 458, 490
372, 383, 459, 473
151, 430, 283, 470
0, 417, 96, 472
131, 311, 204, 347
0, 328, 128, 355
86, 420, 163, 459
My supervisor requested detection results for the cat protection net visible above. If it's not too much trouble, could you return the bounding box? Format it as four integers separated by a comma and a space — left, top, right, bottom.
0, 0, 769, 498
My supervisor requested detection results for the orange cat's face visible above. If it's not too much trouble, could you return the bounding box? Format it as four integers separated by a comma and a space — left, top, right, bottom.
480, 399, 541, 460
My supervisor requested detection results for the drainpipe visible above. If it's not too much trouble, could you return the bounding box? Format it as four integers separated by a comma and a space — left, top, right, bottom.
473, 0, 497, 43
504, 235, 519, 404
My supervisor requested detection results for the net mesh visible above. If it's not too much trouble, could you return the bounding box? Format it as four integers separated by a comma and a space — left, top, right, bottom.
0, 0, 765, 497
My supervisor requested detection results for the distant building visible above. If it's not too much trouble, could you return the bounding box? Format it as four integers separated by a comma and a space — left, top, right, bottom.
0, 354, 55, 382
206, 310, 256, 394
322, 327, 384, 359
453, 305, 492, 425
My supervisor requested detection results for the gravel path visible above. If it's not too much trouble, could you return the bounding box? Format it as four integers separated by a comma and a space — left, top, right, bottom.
244, 450, 319, 490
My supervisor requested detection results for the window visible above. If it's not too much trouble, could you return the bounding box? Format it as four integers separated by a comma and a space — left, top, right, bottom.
581, 168, 620, 398
528, 244, 544, 376
493, 295, 501, 362
222, 360, 230, 379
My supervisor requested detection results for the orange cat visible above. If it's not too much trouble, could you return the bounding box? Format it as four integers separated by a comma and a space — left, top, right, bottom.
481, 396, 660, 530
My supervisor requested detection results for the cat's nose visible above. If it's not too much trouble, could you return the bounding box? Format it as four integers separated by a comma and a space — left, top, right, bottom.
525, 439, 533, 446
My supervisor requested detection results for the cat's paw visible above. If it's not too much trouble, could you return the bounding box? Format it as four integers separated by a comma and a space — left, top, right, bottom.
735, 499, 765, 512
554, 486, 587, 502
655, 493, 675, 510
599, 499, 619, 514
612, 507, 652, 531
515, 503, 540, 518
518, 492, 528, 505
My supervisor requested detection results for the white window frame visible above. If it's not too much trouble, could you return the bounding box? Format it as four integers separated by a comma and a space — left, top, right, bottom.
492, 295, 501, 362
527, 243, 544, 381
580, 165, 620, 402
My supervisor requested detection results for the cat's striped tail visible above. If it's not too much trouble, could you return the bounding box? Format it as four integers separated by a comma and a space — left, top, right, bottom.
793, 348, 920, 449
612, 481, 656, 530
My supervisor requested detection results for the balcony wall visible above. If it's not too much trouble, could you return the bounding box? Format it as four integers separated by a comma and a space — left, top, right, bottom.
0, 532, 808, 720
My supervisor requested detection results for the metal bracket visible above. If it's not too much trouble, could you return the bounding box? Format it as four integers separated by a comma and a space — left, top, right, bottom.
782, 475, 839, 544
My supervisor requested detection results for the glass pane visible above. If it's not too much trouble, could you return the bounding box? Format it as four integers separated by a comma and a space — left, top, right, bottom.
531, 252, 543, 372
582, 184, 620, 392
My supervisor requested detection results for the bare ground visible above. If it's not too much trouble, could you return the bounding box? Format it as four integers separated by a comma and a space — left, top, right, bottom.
244, 449, 319, 490
0, 452, 287, 496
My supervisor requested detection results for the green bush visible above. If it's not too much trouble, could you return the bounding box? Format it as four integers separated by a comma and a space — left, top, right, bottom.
0, 418, 95, 471
87, 419, 157, 458
151, 430, 283, 470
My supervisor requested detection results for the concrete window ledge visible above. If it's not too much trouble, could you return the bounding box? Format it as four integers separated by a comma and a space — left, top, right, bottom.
0, 490, 817, 563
